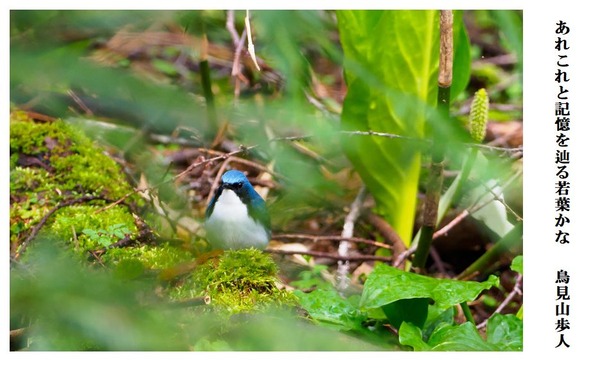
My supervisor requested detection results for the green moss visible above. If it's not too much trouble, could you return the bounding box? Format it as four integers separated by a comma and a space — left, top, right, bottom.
105, 245, 193, 269
49, 205, 137, 254
172, 249, 297, 314
10, 115, 136, 200
10, 114, 143, 255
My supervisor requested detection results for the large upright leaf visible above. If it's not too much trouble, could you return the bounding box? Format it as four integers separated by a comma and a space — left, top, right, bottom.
337, 10, 470, 245
360, 263, 498, 310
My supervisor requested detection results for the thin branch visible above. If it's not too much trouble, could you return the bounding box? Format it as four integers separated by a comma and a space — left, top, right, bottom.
394, 177, 519, 266
161, 295, 211, 309
340, 130, 430, 144
226, 10, 241, 46
368, 212, 406, 267
266, 248, 391, 263
338, 186, 367, 257
270, 130, 521, 157
245, 10, 260, 71
272, 233, 392, 249
206, 157, 231, 206
477, 273, 523, 329
96, 145, 259, 213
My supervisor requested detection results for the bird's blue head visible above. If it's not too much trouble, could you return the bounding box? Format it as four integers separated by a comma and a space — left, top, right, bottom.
205, 170, 271, 250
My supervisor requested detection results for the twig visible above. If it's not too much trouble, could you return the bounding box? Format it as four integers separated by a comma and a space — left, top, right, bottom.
477, 274, 523, 329
245, 10, 260, 71
429, 245, 447, 275
433, 209, 469, 239
226, 10, 241, 46
394, 180, 514, 266
227, 9, 248, 102
368, 212, 406, 267
271, 233, 392, 249
206, 158, 231, 205
67, 89, 94, 116
162, 295, 211, 309
338, 186, 367, 257
96, 145, 259, 213
270, 131, 520, 158
340, 130, 430, 145
266, 248, 391, 263
476, 178, 523, 222
232, 29, 248, 101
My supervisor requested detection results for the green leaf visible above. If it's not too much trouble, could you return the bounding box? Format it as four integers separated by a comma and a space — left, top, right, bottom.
98, 236, 112, 248
452, 14, 471, 100
427, 322, 494, 351
382, 297, 429, 329
81, 228, 98, 239
338, 11, 435, 245
401, 321, 494, 351
399, 312, 523, 351
337, 10, 470, 245
294, 289, 365, 331
360, 263, 498, 310
398, 322, 431, 351
486, 313, 523, 351
510, 255, 523, 275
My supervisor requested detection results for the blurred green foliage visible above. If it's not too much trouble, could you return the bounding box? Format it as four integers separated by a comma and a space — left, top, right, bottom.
10, 10, 522, 351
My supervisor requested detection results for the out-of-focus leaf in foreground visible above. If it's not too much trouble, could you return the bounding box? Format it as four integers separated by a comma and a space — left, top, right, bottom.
11, 239, 187, 350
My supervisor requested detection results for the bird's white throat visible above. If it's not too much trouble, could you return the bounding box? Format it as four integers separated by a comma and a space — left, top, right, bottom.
205, 189, 269, 249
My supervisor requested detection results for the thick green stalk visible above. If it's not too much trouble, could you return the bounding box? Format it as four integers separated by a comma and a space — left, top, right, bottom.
412, 10, 453, 270
458, 222, 523, 280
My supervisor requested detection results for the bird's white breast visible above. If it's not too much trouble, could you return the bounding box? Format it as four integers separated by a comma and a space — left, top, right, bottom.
205, 189, 269, 250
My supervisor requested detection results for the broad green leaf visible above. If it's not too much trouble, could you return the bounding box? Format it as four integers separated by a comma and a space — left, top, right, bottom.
452, 15, 471, 100
294, 289, 365, 331
427, 322, 494, 351
423, 305, 455, 340
382, 297, 429, 329
401, 321, 493, 351
360, 263, 498, 310
399, 312, 523, 351
337, 10, 470, 245
486, 313, 523, 351
398, 322, 431, 351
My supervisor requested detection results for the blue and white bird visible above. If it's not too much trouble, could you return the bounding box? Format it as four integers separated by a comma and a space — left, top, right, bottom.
204, 170, 271, 250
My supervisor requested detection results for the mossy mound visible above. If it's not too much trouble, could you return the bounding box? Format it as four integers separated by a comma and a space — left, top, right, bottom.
171, 249, 297, 314
10, 113, 139, 255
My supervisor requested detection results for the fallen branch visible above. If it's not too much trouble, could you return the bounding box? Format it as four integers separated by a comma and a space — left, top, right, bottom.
266, 248, 391, 263
271, 233, 392, 249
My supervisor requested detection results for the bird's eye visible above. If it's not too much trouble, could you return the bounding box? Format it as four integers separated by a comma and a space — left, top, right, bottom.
232, 182, 243, 189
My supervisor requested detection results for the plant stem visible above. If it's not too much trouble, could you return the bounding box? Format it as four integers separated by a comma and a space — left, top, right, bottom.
460, 301, 475, 324
457, 221, 523, 280
412, 10, 453, 270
